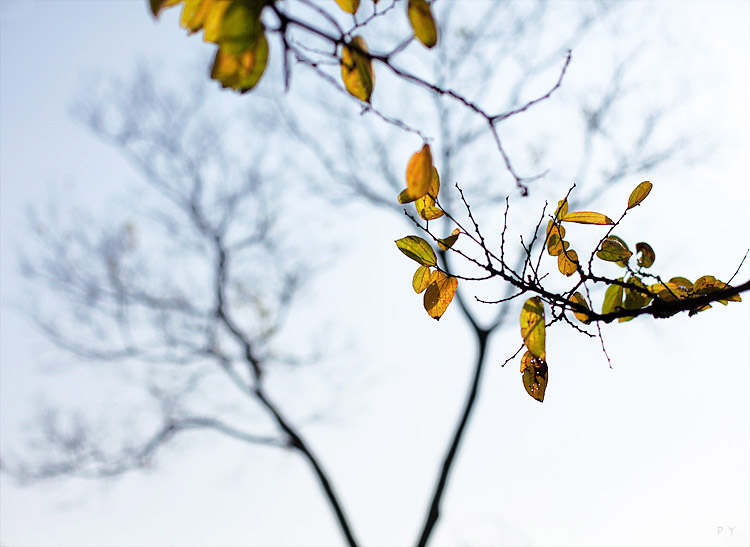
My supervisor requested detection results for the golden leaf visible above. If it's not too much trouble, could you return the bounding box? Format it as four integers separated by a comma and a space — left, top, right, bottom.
423, 271, 458, 320
412, 265, 431, 294
407, 0, 437, 48
341, 35, 374, 103
570, 292, 592, 324
210, 31, 268, 92
627, 181, 652, 210
557, 249, 579, 277
560, 212, 614, 225
335, 0, 360, 14
438, 229, 460, 251
520, 297, 545, 360
520, 350, 548, 402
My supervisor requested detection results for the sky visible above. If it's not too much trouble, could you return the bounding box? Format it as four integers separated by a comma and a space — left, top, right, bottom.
1, 1, 749, 547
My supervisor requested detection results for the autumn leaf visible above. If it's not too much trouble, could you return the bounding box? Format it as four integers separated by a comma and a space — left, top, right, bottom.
555, 199, 569, 220
341, 35, 374, 103
438, 228, 460, 251
210, 31, 268, 92
620, 277, 651, 322
597, 236, 632, 263
335, 0, 360, 14
520, 297, 545, 360
396, 235, 437, 266
546, 220, 567, 256
635, 242, 655, 268
627, 181, 652, 209
415, 167, 443, 220
399, 145, 434, 204
520, 350, 548, 402
407, 0, 437, 48
560, 211, 614, 225
570, 292, 592, 324
423, 270, 457, 320
557, 249, 579, 277
648, 281, 689, 301
412, 265, 431, 293
180, 0, 215, 33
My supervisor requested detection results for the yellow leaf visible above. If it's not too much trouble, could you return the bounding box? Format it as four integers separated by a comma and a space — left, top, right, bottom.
602, 281, 623, 315
669, 277, 693, 292
395, 235, 437, 266
635, 242, 655, 268
180, 0, 215, 33
415, 167, 442, 219
557, 249, 579, 277
412, 265, 431, 294
520, 297, 545, 360
547, 235, 569, 257
692, 275, 722, 294
546, 220, 567, 257
210, 31, 268, 92
335, 0, 360, 14
648, 282, 689, 301
520, 350, 548, 402
423, 271, 457, 320
570, 292, 591, 324
560, 212, 614, 225
407, 0, 437, 48
546, 220, 566, 240
399, 144, 433, 203
554, 199, 569, 221
438, 229, 460, 251
341, 35, 374, 103
627, 181, 652, 209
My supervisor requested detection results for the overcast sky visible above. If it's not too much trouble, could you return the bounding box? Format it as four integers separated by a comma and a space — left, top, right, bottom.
1, 1, 749, 547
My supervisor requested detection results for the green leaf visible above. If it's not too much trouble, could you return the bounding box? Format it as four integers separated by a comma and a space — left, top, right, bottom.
597, 236, 633, 262
557, 249, 579, 277
602, 280, 623, 315
412, 265, 431, 293
627, 181, 652, 209
621, 277, 651, 322
635, 242, 655, 268
395, 236, 437, 266
520, 350, 548, 402
341, 35, 374, 103
560, 211, 614, 225
570, 292, 592, 324
407, 0, 437, 48
335, 0, 360, 14
210, 31, 268, 92
520, 297, 546, 360
423, 271, 457, 320
438, 228, 460, 251
204, 1, 264, 48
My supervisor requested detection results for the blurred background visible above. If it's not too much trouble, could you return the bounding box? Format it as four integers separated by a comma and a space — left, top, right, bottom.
1, 1, 748, 546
